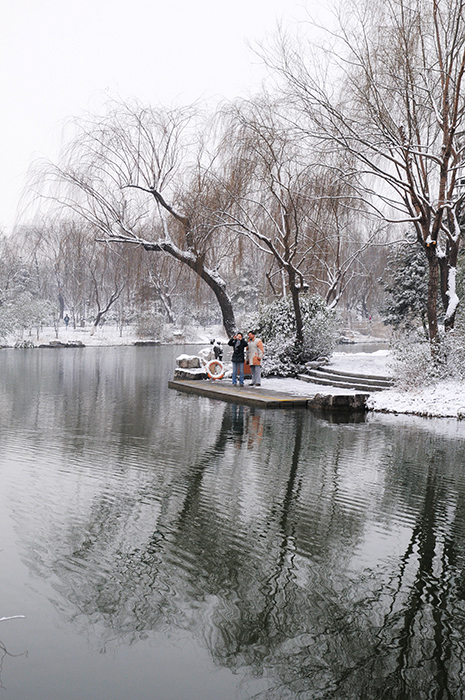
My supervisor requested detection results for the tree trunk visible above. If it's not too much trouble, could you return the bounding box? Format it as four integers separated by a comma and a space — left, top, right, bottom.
426, 248, 439, 342
288, 270, 304, 350
204, 277, 236, 337
439, 237, 459, 332
144, 187, 236, 337
90, 314, 102, 336
143, 241, 236, 337
58, 292, 65, 319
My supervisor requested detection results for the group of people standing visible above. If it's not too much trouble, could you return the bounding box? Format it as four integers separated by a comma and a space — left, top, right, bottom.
228, 331, 264, 387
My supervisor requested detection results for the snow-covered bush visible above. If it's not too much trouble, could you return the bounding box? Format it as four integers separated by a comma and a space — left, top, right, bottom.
136, 309, 163, 339
245, 295, 338, 376
390, 333, 439, 388
439, 325, 465, 381
14, 340, 35, 349
391, 326, 465, 389
0, 293, 54, 340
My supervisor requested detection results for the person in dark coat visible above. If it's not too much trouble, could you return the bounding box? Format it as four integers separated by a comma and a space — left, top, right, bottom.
228, 332, 248, 387
210, 338, 223, 361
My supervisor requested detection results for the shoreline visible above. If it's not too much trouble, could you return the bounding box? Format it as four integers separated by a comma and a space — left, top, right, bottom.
2, 326, 463, 421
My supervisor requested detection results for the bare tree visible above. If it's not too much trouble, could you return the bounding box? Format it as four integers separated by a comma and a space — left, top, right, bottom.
268, 0, 465, 343
37, 101, 237, 336
215, 97, 377, 350
297, 164, 386, 310
217, 98, 312, 347
86, 242, 128, 334
19, 218, 138, 333
140, 260, 178, 325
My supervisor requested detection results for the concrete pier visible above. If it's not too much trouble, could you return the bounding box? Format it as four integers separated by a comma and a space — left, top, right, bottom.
168, 379, 369, 411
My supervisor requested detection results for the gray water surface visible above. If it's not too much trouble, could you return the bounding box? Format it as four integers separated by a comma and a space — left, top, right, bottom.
1, 346, 465, 699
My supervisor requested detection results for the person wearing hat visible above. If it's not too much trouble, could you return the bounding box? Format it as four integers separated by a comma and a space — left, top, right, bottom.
246, 331, 264, 386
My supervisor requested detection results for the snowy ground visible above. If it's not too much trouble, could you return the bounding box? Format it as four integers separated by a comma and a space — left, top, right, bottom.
10, 323, 228, 347
6, 324, 465, 420
267, 350, 465, 420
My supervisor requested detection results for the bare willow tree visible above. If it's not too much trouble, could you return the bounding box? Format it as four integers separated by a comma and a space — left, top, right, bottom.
215, 97, 378, 350
269, 0, 465, 344
300, 164, 386, 310
215, 98, 311, 348
36, 101, 237, 336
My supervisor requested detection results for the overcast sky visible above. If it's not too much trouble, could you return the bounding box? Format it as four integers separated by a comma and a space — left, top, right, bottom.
1, 0, 318, 234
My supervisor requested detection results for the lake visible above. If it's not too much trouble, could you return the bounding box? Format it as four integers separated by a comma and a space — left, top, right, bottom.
1, 346, 465, 700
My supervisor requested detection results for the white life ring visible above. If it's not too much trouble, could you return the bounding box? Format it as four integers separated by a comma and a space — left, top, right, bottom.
206, 359, 225, 380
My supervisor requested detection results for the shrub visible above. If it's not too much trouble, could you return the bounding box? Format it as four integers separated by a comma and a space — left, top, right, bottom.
245, 295, 338, 376
14, 340, 35, 349
391, 325, 465, 389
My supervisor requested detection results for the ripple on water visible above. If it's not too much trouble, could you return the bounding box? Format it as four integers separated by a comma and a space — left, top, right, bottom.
3, 348, 465, 700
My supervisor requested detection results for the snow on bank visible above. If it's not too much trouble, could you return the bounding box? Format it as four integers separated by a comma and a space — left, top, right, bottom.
366, 381, 465, 419
330, 350, 465, 420
265, 349, 465, 420
5, 324, 225, 348
329, 350, 465, 419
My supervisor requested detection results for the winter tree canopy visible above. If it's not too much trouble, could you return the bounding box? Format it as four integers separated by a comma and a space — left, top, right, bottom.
268, 0, 465, 343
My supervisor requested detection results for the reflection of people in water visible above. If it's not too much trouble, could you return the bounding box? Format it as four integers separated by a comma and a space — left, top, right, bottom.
222, 404, 264, 450
247, 410, 263, 449
230, 404, 244, 447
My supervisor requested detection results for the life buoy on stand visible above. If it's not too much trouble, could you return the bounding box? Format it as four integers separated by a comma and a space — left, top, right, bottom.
206, 359, 225, 380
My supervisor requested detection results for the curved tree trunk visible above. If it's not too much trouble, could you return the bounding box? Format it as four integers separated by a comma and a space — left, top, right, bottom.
143, 240, 236, 337
144, 187, 236, 337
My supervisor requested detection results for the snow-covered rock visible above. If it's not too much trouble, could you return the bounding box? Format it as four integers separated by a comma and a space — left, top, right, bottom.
176, 354, 201, 369
174, 367, 208, 380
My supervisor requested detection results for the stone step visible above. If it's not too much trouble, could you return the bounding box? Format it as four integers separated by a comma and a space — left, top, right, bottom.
308, 369, 392, 389
317, 367, 393, 385
298, 367, 393, 393
298, 374, 385, 392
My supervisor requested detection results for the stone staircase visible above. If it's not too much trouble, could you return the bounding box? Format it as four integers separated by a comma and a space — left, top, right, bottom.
298, 366, 393, 393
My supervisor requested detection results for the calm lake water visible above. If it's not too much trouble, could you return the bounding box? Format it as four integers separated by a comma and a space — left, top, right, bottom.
1, 346, 465, 700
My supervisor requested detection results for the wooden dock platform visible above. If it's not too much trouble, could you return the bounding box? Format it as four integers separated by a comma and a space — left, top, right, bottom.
168, 379, 368, 410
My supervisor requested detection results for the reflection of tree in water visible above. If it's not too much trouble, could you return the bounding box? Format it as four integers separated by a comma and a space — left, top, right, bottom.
358, 454, 465, 700
20, 405, 465, 699
0, 639, 11, 692
292, 438, 465, 700
0, 619, 27, 690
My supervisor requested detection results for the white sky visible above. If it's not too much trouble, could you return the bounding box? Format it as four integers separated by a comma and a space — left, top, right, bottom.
1, 0, 316, 234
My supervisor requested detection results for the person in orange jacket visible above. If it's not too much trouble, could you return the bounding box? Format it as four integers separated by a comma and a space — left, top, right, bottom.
246, 330, 264, 387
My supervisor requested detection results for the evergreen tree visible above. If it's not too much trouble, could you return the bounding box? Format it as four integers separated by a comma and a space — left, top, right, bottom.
381, 235, 428, 335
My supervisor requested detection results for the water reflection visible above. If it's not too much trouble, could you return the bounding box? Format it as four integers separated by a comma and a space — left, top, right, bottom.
1, 347, 465, 699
